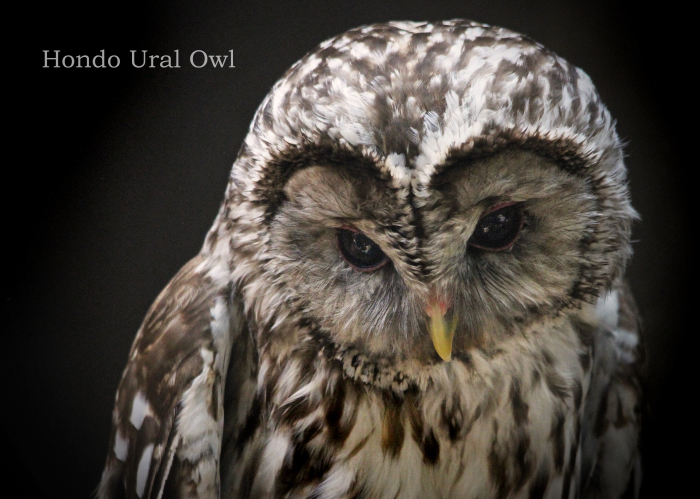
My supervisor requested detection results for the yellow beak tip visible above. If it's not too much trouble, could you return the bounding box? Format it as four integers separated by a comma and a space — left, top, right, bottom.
429, 314, 457, 363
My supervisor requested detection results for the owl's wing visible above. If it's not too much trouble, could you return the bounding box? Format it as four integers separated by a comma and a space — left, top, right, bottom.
581, 280, 645, 499
97, 255, 244, 499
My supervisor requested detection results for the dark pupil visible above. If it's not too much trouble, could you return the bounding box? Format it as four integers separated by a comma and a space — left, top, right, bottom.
469, 204, 523, 250
338, 230, 386, 269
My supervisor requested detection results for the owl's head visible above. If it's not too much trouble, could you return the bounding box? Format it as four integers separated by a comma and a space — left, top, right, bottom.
205, 21, 635, 375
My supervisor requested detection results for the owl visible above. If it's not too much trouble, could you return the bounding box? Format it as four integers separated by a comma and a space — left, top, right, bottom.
97, 20, 643, 499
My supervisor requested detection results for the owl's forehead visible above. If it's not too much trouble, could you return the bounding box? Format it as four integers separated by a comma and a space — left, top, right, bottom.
243, 20, 618, 195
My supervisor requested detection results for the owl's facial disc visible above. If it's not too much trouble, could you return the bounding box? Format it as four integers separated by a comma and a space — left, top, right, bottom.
268, 151, 602, 363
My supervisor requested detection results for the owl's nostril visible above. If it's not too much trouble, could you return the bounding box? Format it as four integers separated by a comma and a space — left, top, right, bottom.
427, 300, 448, 318
426, 293, 452, 318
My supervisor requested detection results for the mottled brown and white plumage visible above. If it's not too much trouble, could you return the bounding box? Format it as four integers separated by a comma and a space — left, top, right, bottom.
98, 20, 644, 499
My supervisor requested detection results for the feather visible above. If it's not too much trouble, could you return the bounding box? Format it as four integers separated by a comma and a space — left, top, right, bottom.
97, 256, 243, 498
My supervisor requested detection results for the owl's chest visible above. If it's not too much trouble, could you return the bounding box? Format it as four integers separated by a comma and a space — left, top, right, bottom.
227, 333, 592, 499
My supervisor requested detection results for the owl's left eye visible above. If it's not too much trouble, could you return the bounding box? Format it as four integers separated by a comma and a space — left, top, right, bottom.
468, 202, 524, 251
337, 228, 389, 271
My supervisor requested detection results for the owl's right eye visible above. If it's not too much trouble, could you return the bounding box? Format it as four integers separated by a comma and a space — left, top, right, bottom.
468, 202, 524, 251
337, 227, 389, 272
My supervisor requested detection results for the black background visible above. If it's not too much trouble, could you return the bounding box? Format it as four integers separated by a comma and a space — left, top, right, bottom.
9, 1, 691, 496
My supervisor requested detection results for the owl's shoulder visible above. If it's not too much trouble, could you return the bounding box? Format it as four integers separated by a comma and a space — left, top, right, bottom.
580, 280, 644, 498
98, 255, 241, 499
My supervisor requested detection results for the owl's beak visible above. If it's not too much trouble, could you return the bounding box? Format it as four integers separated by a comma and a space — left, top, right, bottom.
426, 297, 457, 362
